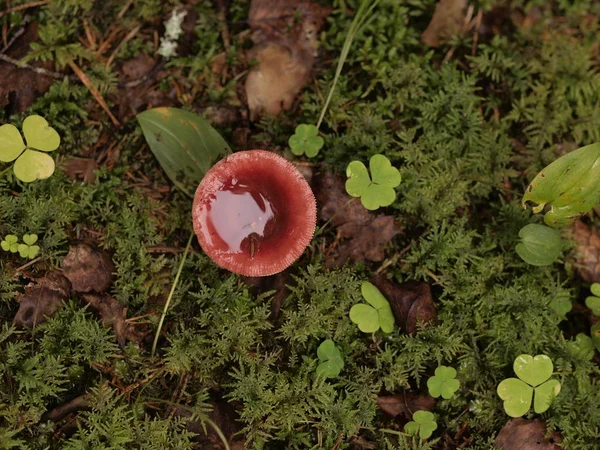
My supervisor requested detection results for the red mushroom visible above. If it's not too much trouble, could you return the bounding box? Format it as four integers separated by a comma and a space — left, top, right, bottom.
192, 150, 316, 277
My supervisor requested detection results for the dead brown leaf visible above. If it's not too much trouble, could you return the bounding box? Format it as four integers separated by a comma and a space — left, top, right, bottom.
373, 276, 436, 335
569, 221, 600, 284
13, 272, 71, 328
62, 243, 114, 294
316, 173, 402, 267
81, 293, 128, 346
495, 418, 561, 449
377, 393, 435, 420
422, 0, 468, 47
120, 54, 155, 80
62, 158, 99, 184
245, 0, 330, 119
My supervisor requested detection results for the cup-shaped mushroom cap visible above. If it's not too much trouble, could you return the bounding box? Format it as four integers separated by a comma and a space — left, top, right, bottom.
192, 150, 317, 277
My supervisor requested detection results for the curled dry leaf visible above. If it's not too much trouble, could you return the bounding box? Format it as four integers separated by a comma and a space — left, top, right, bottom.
13, 272, 71, 328
372, 276, 436, 335
377, 393, 436, 420
494, 418, 561, 450
62, 242, 114, 293
569, 221, 600, 284
422, 0, 468, 47
245, 0, 330, 119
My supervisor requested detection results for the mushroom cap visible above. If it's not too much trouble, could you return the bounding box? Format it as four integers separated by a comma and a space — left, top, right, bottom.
192, 150, 317, 277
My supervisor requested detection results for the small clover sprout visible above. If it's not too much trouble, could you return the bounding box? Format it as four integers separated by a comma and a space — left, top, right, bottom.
549, 293, 572, 318
427, 366, 460, 399
585, 283, 600, 315
404, 411, 437, 440
316, 339, 344, 379
1, 235, 19, 253
0, 115, 60, 182
288, 124, 324, 158
497, 354, 561, 418
567, 333, 595, 361
349, 282, 395, 334
515, 224, 562, 266
17, 234, 40, 259
345, 154, 401, 210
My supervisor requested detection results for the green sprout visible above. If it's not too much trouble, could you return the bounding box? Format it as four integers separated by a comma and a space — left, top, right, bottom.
515, 224, 562, 266
349, 281, 395, 334
345, 154, 401, 210
316, 339, 344, 379
567, 333, 595, 361
427, 366, 460, 399
585, 283, 600, 315
1, 235, 19, 253
404, 411, 437, 440
497, 354, 561, 418
288, 124, 324, 158
18, 234, 40, 259
0, 115, 61, 182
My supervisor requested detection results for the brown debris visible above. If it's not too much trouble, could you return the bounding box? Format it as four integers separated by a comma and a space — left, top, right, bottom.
120, 54, 156, 80
13, 272, 71, 328
63, 158, 99, 184
62, 243, 114, 294
422, 0, 468, 47
245, 0, 330, 119
377, 393, 436, 420
42, 392, 91, 422
373, 276, 436, 335
81, 293, 128, 346
569, 221, 600, 284
495, 419, 561, 450
316, 173, 402, 267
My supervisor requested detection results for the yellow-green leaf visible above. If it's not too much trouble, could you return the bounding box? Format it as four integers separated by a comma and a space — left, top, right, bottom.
22, 115, 61, 152
0, 124, 26, 162
13, 150, 55, 182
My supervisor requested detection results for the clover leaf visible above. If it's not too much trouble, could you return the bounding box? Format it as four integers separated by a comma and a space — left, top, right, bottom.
591, 323, 600, 353
585, 283, 600, 315
1, 235, 19, 253
345, 154, 401, 210
288, 124, 324, 158
427, 366, 460, 399
316, 339, 344, 379
17, 234, 40, 259
497, 354, 561, 417
404, 411, 437, 440
0, 115, 60, 182
515, 224, 562, 266
349, 281, 395, 334
567, 333, 595, 361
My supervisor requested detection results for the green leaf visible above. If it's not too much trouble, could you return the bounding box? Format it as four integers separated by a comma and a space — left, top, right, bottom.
515, 224, 562, 266
591, 323, 600, 352
1, 235, 19, 253
27, 245, 40, 259
567, 333, 595, 361
427, 366, 460, 399
22, 234, 38, 246
13, 149, 55, 182
534, 379, 561, 414
357, 281, 395, 333
591, 283, 600, 297
0, 124, 26, 162
316, 339, 344, 379
549, 295, 572, 317
586, 296, 600, 315
404, 411, 437, 439
137, 107, 230, 197
345, 155, 401, 210
345, 161, 370, 197
288, 124, 324, 157
370, 154, 402, 188
522, 142, 600, 228
513, 354, 553, 387
349, 304, 380, 333
497, 378, 533, 418
22, 115, 60, 151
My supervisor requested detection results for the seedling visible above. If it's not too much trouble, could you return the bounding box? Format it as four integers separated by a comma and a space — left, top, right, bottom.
349, 281, 395, 333
316, 339, 344, 379
288, 124, 324, 158
0, 115, 60, 182
345, 154, 401, 210
427, 366, 460, 399
404, 411, 437, 440
18, 234, 40, 259
1, 235, 19, 253
585, 283, 600, 315
567, 333, 595, 361
497, 354, 561, 417
515, 224, 562, 266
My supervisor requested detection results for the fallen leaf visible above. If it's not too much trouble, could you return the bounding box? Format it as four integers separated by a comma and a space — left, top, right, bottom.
120, 54, 156, 80
245, 0, 330, 119
316, 173, 402, 267
81, 293, 128, 346
13, 272, 71, 328
63, 157, 99, 183
495, 418, 561, 449
569, 221, 600, 284
377, 393, 436, 420
372, 276, 436, 335
62, 243, 114, 294
422, 0, 468, 47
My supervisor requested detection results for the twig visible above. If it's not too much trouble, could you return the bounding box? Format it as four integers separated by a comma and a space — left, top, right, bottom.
0, 0, 50, 19
117, 0, 135, 19
13, 257, 41, 277
67, 59, 121, 126
105, 24, 141, 69
1, 26, 24, 53
0, 52, 67, 79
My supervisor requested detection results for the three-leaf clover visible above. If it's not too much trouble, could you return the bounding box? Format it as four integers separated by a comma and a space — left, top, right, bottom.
316, 339, 344, 379
349, 281, 395, 333
567, 333, 595, 361
497, 354, 561, 418
345, 154, 401, 210
1, 235, 19, 253
585, 283, 600, 315
427, 366, 460, 399
515, 224, 562, 266
288, 124, 324, 157
0, 115, 60, 182
18, 234, 40, 259
404, 411, 437, 440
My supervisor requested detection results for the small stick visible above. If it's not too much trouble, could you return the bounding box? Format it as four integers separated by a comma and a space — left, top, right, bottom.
0, 0, 50, 19
117, 0, 135, 19
105, 24, 141, 69
13, 256, 41, 276
0, 52, 66, 79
